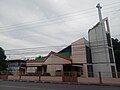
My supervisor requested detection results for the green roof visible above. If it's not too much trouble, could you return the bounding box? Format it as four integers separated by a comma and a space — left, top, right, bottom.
58, 45, 71, 58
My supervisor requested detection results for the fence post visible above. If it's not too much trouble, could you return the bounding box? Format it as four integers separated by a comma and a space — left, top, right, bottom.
19, 71, 21, 81
62, 71, 64, 82
98, 72, 102, 84
6, 70, 8, 80
39, 73, 41, 82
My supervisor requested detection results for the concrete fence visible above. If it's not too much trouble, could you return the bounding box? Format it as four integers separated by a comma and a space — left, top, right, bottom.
78, 77, 100, 84
0, 71, 119, 86
77, 77, 120, 85
0, 75, 8, 80
8, 75, 20, 80
8, 75, 62, 82
41, 76, 62, 82
102, 78, 120, 85
6, 75, 120, 85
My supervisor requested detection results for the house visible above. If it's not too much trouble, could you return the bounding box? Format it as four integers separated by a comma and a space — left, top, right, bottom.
26, 58, 45, 74
27, 51, 72, 76
7, 59, 26, 75
27, 38, 93, 77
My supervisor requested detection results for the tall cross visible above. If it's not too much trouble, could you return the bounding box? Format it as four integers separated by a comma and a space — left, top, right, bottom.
96, 3, 102, 23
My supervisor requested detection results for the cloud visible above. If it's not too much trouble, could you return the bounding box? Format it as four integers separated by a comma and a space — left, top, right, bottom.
0, 0, 120, 59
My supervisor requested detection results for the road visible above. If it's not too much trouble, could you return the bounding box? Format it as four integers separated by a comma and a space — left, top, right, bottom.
0, 80, 120, 90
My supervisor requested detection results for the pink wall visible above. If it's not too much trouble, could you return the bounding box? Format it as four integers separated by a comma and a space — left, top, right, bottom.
41, 76, 62, 82
8, 75, 120, 85
21, 76, 39, 81
102, 78, 120, 85
78, 77, 100, 84
8, 75, 20, 80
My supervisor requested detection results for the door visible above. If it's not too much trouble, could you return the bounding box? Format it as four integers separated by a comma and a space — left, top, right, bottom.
62, 65, 77, 82
62, 71, 77, 82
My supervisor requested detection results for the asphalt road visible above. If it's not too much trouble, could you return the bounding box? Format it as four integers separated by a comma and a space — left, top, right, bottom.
0, 80, 120, 90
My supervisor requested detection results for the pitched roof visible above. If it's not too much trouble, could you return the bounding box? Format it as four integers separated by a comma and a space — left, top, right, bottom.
27, 51, 72, 65
44, 51, 72, 62
27, 60, 44, 63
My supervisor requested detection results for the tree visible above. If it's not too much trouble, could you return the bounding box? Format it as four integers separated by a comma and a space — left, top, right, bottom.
35, 55, 42, 60
0, 47, 7, 71
112, 38, 120, 72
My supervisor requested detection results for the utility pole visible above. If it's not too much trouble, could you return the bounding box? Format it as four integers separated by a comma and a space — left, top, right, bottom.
96, 3, 102, 23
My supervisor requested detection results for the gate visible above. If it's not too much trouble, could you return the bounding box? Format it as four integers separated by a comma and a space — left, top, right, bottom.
62, 71, 77, 82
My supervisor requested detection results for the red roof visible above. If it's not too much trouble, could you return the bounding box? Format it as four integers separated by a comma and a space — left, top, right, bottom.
27, 51, 72, 64
44, 51, 72, 62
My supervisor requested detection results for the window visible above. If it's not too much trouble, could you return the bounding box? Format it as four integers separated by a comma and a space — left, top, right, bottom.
106, 33, 111, 47
108, 49, 114, 63
86, 46, 92, 63
56, 70, 62, 76
87, 65, 94, 77
111, 66, 116, 78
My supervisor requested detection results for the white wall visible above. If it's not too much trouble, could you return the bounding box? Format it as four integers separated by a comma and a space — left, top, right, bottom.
47, 65, 63, 76
44, 53, 70, 76
71, 38, 89, 77
27, 67, 37, 73
71, 38, 88, 64
88, 19, 117, 77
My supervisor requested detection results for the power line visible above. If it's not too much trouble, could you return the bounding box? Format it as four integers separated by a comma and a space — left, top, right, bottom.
5, 45, 67, 51
5, 39, 117, 56
5, 41, 113, 56
0, 9, 118, 45
0, 2, 120, 31
5, 39, 109, 51
0, 8, 119, 34
6, 46, 117, 55
0, 1, 119, 55
103, 1, 120, 7
0, 9, 96, 29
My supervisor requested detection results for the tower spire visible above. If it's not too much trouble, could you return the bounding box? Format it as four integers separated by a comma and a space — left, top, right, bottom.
96, 3, 102, 23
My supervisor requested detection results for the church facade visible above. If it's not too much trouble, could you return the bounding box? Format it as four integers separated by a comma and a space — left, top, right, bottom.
27, 17, 117, 78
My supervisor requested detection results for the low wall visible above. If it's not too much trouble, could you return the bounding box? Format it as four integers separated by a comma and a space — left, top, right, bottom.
7, 75, 120, 85
0, 75, 8, 80
8, 75, 39, 81
21, 76, 39, 81
8, 75, 20, 80
78, 77, 120, 85
78, 77, 100, 84
102, 78, 120, 85
41, 76, 62, 82
8, 75, 62, 82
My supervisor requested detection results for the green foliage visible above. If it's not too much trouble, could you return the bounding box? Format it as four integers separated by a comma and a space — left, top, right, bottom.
0, 47, 7, 71
0, 60, 7, 71
112, 38, 120, 72
35, 55, 42, 60
0, 47, 6, 60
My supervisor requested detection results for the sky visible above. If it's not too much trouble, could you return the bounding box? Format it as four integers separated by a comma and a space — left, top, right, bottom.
0, 0, 120, 59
